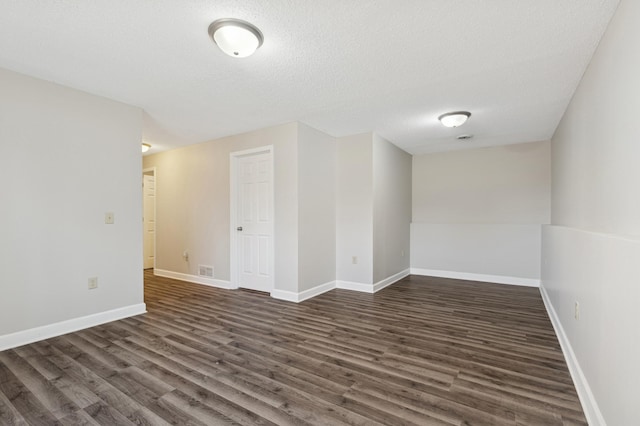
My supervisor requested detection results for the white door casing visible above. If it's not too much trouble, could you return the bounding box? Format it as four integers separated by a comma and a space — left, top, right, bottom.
230, 147, 274, 292
143, 171, 156, 269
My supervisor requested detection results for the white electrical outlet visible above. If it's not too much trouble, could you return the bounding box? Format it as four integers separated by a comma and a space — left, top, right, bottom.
401, 250, 405, 257
105, 212, 115, 224
352, 256, 358, 264
574, 301, 580, 320
88, 277, 98, 290
183, 251, 189, 261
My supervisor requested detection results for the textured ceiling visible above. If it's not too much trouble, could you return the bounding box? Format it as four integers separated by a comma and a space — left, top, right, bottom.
0, 0, 619, 155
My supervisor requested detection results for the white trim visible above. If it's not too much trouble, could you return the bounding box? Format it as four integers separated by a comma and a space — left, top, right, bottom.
271, 280, 337, 303
410, 268, 540, 287
230, 145, 274, 291
154, 269, 235, 289
142, 166, 157, 270
373, 268, 410, 292
270, 289, 299, 303
0, 303, 147, 352
297, 280, 336, 302
229, 145, 275, 158
337, 269, 411, 294
539, 284, 605, 426
547, 224, 640, 243
337, 280, 374, 293
271, 271, 412, 303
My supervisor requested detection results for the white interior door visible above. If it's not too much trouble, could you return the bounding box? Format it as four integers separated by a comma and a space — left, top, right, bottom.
143, 173, 156, 269
236, 152, 273, 292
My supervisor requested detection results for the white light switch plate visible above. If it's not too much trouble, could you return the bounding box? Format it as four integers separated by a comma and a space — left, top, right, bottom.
105, 212, 115, 224
88, 277, 98, 289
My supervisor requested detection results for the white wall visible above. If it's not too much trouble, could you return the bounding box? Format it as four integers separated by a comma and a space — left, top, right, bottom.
297, 123, 337, 291
148, 126, 411, 298
413, 141, 551, 224
372, 134, 411, 283
542, 1, 639, 424
143, 123, 300, 292
411, 141, 550, 283
0, 67, 145, 347
336, 133, 374, 284
411, 224, 541, 285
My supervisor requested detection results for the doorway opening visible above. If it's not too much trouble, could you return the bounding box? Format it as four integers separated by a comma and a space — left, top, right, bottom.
143, 167, 156, 270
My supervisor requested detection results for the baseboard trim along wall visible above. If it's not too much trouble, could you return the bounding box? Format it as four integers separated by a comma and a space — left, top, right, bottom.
272, 280, 336, 303
336, 280, 375, 293
154, 269, 234, 290
273, 269, 411, 302
337, 269, 411, 294
410, 268, 540, 287
0, 303, 147, 352
269, 289, 298, 302
373, 269, 411, 292
539, 284, 604, 426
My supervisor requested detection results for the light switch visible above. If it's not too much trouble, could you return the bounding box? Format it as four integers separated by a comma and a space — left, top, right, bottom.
105, 212, 115, 224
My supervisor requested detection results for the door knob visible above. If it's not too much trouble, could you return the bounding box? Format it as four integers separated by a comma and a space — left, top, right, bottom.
237, 226, 243, 231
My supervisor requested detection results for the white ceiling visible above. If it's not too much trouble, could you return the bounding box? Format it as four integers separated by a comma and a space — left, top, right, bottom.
0, 0, 619, 155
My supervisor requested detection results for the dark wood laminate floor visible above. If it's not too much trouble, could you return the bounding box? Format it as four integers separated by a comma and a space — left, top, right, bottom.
0, 272, 586, 425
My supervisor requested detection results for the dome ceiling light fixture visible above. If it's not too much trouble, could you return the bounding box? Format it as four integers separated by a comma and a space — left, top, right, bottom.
438, 111, 471, 128
208, 18, 264, 58
142, 143, 151, 153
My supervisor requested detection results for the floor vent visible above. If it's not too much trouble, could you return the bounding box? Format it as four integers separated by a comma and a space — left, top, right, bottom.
198, 265, 214, 278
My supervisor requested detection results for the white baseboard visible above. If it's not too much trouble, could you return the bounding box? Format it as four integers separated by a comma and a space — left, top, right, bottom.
373, 269, 410, 292
410, 268, 540, 287
154, 269, 235, 290
271, 280, 336, 303
273, 270, 410, 302
0, 303, 147, 352
270, 289, 298, 302
539, 284, 605, 426
155, 268, 408, 303
337, 280, 374, 293
296, 280, 336, 302
337, 269, 411, 294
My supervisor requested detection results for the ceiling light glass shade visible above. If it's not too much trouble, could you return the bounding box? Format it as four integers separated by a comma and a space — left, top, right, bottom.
438, 111, 471, 128
141, 143, 151, 153
208, 19, 264, 58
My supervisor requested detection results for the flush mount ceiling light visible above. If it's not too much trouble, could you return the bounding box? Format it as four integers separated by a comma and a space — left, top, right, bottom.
208, 18, 264, 58
142, 143, 151, 153
438, 111, 471, 128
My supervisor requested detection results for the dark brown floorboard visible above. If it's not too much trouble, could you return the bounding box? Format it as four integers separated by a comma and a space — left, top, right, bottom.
0, 272, 586, 425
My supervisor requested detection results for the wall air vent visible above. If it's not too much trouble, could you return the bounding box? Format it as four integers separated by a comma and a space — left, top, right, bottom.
198, 265, 214, 278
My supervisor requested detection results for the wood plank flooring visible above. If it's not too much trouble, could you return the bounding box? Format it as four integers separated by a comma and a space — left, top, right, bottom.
0, 272, 586, 425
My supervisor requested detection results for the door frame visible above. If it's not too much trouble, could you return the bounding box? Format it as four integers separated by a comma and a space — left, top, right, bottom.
229, 145, 274, 292
142, 167, 156, 270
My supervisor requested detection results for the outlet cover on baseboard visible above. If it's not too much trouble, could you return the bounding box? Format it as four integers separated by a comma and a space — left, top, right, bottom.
198, 265, 214, 278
